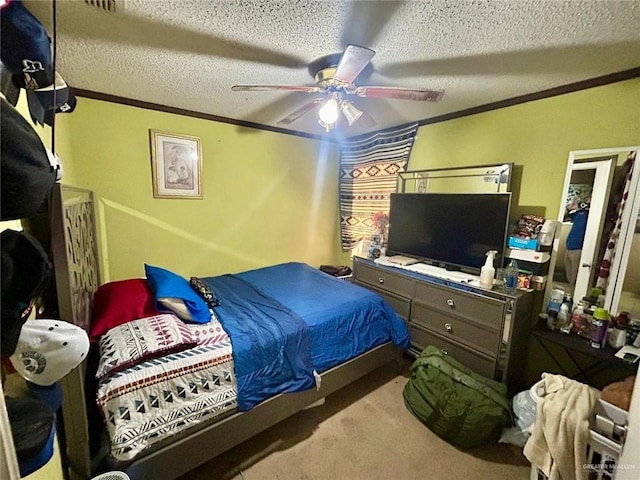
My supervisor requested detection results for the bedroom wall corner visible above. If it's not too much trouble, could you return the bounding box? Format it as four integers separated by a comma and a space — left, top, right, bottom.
410, 77, 640, 223
57, 97, 347, 281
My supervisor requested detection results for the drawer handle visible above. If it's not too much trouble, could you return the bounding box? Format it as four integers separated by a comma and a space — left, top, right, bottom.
378, 277, 385, 284
444, 322, 453, 332
441, 349, 449, 356
446, 299, 455, 308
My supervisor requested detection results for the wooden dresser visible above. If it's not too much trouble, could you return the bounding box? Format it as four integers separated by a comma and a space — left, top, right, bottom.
353, 256, 535, 392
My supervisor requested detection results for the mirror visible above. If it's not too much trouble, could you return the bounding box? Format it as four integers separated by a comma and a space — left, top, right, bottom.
549, 147, 640, 319
398, 163, 513, 193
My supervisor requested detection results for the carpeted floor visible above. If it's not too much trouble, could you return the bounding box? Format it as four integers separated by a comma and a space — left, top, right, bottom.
179, 356, 531, 480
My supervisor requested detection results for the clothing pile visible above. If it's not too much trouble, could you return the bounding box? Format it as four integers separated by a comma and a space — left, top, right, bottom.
523, 373, 600, 480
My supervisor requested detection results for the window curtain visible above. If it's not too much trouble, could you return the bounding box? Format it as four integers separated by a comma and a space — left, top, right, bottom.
595, 150, 636, 291
339, 123, 419, 251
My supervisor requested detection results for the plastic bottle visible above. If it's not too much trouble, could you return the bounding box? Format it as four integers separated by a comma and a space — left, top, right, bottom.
590, 307, 610, 349
562, 293, 573, 314
570, 302, 586, 334
557, 303, 571, 333
581, 307, 595, 337
503, 258, 519, 294
608, 323, 627, 349
547, 288, 564, 316
608, 311, 629, 349
479, 250, 497, 289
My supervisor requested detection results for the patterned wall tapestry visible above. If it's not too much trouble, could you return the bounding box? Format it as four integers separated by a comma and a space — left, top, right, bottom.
339, 123, 418, 250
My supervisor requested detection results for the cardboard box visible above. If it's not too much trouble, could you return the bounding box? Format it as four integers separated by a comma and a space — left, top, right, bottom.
508, 236, 539, 250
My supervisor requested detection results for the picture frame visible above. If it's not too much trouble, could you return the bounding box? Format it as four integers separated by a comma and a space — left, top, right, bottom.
149, 130, 202, 199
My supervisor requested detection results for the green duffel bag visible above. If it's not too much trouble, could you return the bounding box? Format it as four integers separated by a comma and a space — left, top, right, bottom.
403, 345, 512, 448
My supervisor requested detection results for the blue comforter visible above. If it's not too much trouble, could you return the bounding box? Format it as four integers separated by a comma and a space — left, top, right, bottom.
203, 262, 409, 411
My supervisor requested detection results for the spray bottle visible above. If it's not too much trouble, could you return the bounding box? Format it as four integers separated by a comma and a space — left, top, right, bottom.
479, 250, 497, 289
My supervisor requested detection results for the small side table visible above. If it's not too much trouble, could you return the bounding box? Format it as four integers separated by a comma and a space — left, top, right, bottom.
531, 325, 637, 388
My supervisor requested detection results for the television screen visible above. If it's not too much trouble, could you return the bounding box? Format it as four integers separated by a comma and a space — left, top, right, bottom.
387, 192, 512, 273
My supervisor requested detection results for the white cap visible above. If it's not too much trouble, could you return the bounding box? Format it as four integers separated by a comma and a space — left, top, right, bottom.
9, 319, 89, 386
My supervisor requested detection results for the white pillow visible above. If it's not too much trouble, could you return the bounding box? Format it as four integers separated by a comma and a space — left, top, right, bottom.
159, 297, 215, 323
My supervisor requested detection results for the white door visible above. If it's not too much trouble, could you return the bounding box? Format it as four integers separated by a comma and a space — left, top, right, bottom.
558, 156, 615, 302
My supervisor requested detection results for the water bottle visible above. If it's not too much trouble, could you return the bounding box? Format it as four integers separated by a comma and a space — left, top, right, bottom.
557, 303, 571, 333
562, 293, 573, 314
503, 259, 519, 294
547, 288, 564, 316
570, 302, 586, 334
558, 294, 573, 333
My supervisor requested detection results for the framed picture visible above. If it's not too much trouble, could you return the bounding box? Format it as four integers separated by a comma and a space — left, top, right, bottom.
149, 130, 202, 199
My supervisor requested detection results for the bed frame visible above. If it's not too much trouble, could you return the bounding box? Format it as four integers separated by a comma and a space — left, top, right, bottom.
50, 184, 402, 480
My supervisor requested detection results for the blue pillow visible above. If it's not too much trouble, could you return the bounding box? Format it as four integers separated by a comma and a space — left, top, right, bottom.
144, 264, 211, 324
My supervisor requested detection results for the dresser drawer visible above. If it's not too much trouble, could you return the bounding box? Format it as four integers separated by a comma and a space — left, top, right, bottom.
362, 285, 411, 321
414, 281, 504, 330
411, 303, 500, 356
354, 262, 414, 297
409, 325, 497, 379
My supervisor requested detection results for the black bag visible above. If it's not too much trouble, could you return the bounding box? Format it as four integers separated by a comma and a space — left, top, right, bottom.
403, 345, 512, 448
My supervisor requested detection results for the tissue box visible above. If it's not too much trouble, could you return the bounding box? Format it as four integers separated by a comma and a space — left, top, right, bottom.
508, 236, 539, 250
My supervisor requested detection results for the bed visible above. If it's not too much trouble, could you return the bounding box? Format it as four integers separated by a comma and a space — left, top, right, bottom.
50, 185, 409, 480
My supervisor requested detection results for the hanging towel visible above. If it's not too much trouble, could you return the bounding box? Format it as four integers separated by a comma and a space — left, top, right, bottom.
524, 373, 599, 480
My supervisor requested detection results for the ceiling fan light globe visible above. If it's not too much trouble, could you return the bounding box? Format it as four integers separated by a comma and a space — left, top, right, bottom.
318, 118, 337, 132
340, 101, 363, 126
318, 98, 339, 124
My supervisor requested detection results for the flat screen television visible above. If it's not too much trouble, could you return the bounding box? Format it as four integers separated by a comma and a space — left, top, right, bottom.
387, 192, 512, 274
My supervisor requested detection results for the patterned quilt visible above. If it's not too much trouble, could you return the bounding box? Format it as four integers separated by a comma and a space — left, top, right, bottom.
96, 321, 237, 461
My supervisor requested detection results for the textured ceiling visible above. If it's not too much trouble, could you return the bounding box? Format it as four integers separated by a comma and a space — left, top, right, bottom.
24, 0, 640, 139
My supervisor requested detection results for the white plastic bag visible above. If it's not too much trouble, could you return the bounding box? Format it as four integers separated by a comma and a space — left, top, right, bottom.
499, 385, 539, 447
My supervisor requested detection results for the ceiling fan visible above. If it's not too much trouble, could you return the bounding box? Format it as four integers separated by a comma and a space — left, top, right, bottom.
232, 45, 444, 132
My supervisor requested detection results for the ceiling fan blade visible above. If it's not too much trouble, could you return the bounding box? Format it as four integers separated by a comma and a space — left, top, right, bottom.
44, 2, 307, 68
232, 85, 325, 93
354, 86, 444, 102
333, 45, 376, 84
277, 99, 325, 125
377, 42, 640, 78
340, 1, 405, 51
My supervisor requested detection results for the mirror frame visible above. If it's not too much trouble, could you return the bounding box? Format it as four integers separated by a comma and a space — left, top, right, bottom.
547, 146, 640, 316
397, 163, 513, 193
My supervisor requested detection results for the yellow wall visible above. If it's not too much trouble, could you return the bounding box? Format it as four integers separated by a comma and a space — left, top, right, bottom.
56, 98, 346, 281
55, 79, 638, 283
411, 78, 640, 221
21, 437, 63, 480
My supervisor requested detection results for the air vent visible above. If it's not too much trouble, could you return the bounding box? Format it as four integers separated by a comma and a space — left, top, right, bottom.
84, 0, 121, 13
